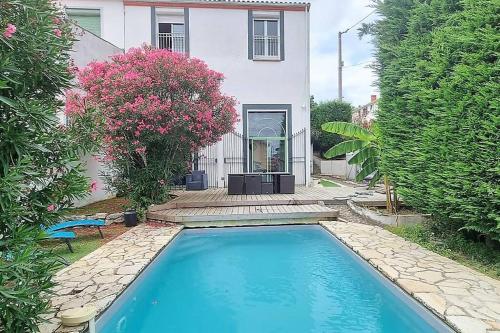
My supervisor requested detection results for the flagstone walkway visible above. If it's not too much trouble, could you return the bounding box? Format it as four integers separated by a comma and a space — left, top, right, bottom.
320, 221, 500, 333
39, 223, 183, 333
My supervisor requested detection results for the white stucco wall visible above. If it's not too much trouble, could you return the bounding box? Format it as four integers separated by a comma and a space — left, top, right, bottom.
69, 27, 123, 206
60, 1, 311, 187
124, 6, 152, 50
60, 0, 125, 49
188, 8, 311, 185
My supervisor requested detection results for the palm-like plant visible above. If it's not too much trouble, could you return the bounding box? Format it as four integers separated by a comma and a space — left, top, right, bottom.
321, 122, 381, 187
322, 121, 398, 213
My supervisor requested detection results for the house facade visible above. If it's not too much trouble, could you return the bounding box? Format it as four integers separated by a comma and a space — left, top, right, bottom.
61, 0, 311, 187
352, 94, 378, 129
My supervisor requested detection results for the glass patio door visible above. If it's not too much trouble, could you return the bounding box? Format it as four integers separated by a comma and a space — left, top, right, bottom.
248, 111, 287, 173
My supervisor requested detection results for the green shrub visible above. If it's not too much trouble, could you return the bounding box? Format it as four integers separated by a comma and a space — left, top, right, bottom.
364, 0, 499, 240
0, 1, 90, 331
311, 100, 352, 154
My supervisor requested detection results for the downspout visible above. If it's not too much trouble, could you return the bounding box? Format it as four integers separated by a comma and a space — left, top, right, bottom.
304, 4, 311, 186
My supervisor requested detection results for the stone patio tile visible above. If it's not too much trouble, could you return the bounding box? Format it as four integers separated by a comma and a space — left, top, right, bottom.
320, 221, 500, 333
39, 223, 183, 333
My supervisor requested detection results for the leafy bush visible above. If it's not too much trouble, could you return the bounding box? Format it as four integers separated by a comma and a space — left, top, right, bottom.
310, 100, 352, 154
364, 0, 499, 240
0, 0, 90, 331
68, 47, 238, 209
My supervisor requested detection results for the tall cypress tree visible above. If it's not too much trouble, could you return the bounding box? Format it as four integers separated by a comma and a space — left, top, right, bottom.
362, 0, 499, 240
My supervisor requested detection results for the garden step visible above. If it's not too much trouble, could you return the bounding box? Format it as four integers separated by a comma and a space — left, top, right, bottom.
147, 204, 339, 227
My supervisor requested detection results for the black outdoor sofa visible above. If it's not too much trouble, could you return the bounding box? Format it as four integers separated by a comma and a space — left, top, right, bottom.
227, 173, 295, 195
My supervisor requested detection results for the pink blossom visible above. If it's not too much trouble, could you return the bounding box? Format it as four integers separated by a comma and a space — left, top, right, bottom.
3, 23, 16, 39
90, 180, 98, 192
52, 17, 61, 25
53, 29, 62, 38
69, 46, 238, 165
47, 204, 56, 212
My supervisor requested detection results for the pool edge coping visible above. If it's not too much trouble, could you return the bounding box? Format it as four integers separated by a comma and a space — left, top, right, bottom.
320, 221, 500, 333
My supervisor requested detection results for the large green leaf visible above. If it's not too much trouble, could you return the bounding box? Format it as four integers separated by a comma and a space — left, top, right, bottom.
321, 121, 375, 141
323, 139, 367, 159
368, 170, 382, 188
355, 161, 378, 181
348, 146, 379, 165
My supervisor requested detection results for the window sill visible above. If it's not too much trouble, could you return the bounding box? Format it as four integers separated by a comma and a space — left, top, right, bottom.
252, 56, 282, 62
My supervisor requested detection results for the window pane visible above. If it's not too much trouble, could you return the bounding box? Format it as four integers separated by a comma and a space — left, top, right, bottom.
249, 139, 286, 173
267, 20, 278, 36
269, 139, 286, 172
172, 24, 184, 34
254, 20, 265, 35
66, 8, 101, 37
248, 112, 286, 137
158, 23, 171, 34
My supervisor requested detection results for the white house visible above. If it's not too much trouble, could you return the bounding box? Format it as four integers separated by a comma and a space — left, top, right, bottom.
61, 0, 311, 189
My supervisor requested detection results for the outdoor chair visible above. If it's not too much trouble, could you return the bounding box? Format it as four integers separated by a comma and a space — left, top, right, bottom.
47, 219, 105, 239
43, 229, 76, 253
279, 174, 295, 194
186, 170, 208, 190
228, 174, 244, 195
244, 174, 262, 195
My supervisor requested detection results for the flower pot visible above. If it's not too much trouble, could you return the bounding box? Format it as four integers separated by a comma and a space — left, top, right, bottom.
124, 210, 138, 227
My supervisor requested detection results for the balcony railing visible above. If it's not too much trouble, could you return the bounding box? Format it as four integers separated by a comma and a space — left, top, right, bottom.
253, 35, 280, 59
157, 32, 185, 53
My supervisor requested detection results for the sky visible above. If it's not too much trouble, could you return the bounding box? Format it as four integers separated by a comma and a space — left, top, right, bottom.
308, 0, 378, 106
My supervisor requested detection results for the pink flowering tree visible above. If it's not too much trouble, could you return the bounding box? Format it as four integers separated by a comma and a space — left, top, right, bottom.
68, 46, 238, 208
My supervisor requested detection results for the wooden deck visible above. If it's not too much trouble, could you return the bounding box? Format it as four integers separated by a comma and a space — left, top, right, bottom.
150, 187, 364, 211
146, 187, 381, 226
147, 187, 386, 227
148, 204, 338, 227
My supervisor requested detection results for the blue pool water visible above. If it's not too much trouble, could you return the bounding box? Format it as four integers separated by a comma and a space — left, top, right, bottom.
98, 226, 452, 333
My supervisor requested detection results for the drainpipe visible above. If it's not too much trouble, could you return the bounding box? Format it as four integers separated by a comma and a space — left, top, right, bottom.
304, 4, 311, 186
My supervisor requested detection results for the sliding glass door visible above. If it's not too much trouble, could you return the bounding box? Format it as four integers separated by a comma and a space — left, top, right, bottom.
248, 111, 287, 173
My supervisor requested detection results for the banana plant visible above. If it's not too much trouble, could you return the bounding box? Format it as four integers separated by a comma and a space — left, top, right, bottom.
321, 121, 382, 187
321, 121, 398, 213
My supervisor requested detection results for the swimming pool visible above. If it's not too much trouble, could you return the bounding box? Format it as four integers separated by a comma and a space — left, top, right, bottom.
97, 225, 453, 333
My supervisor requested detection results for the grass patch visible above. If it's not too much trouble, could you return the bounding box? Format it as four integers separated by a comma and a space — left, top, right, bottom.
42, 224, 129, 265
387, 224, 500, 279
67, 197, 130, 215
45, 235, 102, 263
320, 179, 340, 187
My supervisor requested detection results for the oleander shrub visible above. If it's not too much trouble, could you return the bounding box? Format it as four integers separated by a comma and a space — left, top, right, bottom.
310, 100, 352, 154
68, 47, 238, 209
0, 0, 91, 331
361, 0, 499, 240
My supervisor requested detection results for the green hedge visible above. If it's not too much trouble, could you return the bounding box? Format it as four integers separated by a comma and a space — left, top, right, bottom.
367, 0, 499, 240
311, 100, 352, 154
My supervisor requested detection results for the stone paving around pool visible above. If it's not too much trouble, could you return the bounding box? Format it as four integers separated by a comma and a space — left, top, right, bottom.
39, 223, 183, 333
320, 221, 500, 333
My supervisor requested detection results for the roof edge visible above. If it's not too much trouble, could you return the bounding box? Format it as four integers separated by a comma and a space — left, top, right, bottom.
124, 0, 310, 11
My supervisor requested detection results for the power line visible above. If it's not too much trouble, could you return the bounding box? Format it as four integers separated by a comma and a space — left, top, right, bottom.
343, 60, 372, 68
342, 9, 376, 34
338, 9, 376, 101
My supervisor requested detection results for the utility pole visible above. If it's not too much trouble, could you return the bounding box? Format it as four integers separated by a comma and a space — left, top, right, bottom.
337, 9, 376, 102
338, 31, 345, 101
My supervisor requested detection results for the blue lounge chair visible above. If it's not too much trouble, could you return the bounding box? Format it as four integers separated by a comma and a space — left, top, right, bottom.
44, 230, 76, 253
47, 219, 105, 239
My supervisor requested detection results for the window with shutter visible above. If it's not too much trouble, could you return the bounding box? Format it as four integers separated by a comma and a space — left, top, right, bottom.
66, 8, 101, 37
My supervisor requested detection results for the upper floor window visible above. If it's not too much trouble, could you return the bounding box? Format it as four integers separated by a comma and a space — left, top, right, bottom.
253, 19, 279, 59
66, 8, 101, 37
248, 11, 284, 61
158, 23, 185, 53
